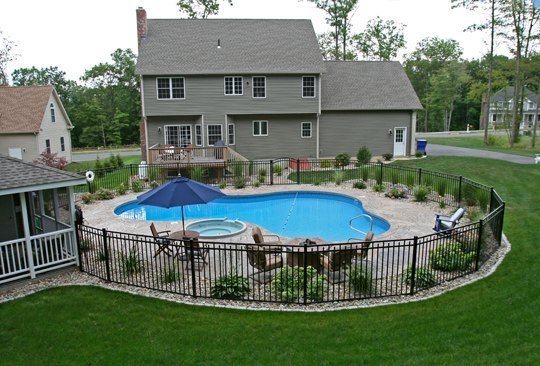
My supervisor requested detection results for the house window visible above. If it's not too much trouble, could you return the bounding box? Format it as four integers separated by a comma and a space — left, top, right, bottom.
252, 76, 266, 98
165, 125, 191, 147
301, 122, 312, 138
50, 103, 56, 122
492, 114, 497, 122
253, 121, 268, 136
302, 76, 316, 98
157, 77, 185, 99
195, 125, 202, 146
224, 76, 243, 95
228, 124, 235, 145
207, 124, 223, 146
60, 137, 65, 151
528, 101, 534, 110
45, 139, 51, 153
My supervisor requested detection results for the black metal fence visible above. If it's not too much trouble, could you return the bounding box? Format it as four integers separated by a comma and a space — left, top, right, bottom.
76, 161, 506, 305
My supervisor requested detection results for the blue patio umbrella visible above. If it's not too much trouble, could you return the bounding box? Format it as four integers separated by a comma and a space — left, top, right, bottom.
137, 177, 226, 233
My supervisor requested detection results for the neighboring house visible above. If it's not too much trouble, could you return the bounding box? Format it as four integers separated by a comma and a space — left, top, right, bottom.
488, 87, 539, 130
0, 154, 85, 284
0, 85, 73, 162
135, 8, 422, 163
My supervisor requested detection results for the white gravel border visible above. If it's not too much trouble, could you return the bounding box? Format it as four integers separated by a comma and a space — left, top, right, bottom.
0, 234, 511, 312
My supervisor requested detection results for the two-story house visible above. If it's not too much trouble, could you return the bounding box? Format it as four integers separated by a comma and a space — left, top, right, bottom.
135, 8, 422, 164
0, 85, 73, 162
488, 87, 539, 130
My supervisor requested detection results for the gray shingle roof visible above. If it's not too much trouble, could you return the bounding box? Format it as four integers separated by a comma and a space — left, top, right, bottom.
136, 19, 326, 75
490, 86, 538, 103
321, 61, 423, 111
0, 155, 85, 192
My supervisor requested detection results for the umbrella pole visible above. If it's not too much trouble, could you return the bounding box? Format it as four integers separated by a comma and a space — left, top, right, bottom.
181, 205, 185, 235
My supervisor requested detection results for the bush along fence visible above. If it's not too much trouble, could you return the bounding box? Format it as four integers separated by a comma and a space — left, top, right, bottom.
76, 160, 505, 305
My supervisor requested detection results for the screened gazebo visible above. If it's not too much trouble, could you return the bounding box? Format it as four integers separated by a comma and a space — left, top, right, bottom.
0, 155, 85, 284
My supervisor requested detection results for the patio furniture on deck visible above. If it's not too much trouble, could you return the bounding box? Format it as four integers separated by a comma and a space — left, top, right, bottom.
246, 245, 283, 283
150, 223, 173, 257
284, 238, 326, 271
433, 208, 466, 232
321, 243, 356, 283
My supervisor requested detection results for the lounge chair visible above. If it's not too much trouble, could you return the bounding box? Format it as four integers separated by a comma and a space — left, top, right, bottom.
321, 244, 356, 283
433, 207, 466, 232
252, 226, 282, 252
246, 245, 283, 283
150, 223, 173, 257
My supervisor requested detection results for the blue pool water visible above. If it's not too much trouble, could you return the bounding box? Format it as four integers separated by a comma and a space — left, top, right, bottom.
114, 191, 390, 242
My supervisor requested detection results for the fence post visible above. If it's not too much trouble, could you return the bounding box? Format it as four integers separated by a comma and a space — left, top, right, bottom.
498, 203, 505, 242
189, 239, 197, 297
489, 187, 495, 213
102, 228, 111, 282
130, 164, 134, 177
75, 223, 83, 272
409, 236, 418, 295
475, 219, 483, 271
296, 158, 301, 184
270, 160, 274, 185
418, 168, 422, 186
303, 241, 308, 305
458, 176, 463, 204
379, 162, 384, 184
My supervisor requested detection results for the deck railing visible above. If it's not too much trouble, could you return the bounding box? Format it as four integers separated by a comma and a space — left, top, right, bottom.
148, 145, 243, 164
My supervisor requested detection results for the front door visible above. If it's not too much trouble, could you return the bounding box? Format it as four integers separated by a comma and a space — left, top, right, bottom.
393, 127, 407, 156
8, 147, 23, 160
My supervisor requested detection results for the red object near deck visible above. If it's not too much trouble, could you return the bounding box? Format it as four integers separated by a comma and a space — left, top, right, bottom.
289, 158, 311, 171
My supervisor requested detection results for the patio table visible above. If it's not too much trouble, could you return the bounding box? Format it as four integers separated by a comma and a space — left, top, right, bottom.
284, 237, 327, 270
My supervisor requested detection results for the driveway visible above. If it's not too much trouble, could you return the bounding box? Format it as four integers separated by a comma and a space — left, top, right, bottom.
427, 144, 534, 164
72, 148, 141, 162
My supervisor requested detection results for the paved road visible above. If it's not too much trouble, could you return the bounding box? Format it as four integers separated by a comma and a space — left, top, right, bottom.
71, 149, 141, 162
427, 144, 535, 164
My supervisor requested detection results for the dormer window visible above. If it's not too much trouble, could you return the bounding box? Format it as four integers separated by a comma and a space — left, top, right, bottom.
50, 103, 56, 122
157, 77, 185, 99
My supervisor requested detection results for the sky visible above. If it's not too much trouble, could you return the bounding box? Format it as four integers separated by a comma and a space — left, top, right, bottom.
0, 0, 500, 81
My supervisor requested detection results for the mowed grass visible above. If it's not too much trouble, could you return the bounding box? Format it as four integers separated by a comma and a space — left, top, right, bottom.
428, 134, 540, 157
66, 155, 141, 173
1, 157, 539, 365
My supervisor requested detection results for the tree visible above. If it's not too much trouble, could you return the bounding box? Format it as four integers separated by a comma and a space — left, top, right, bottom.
177, 0, 233, 19
0, 30, 16, 85
11, 66, 77, 103
451, 0, 503, 144
304, 0, 359, 60
353, 17, 406, 61
318, 32, 355, 60
33, 151, 68, 170
404, 37, 463, 131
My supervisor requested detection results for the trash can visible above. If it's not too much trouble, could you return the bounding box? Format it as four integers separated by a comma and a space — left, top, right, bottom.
416, 139, 427, 155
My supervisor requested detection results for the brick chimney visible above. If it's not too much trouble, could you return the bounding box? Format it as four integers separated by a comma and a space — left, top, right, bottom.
136, 7, 147, 46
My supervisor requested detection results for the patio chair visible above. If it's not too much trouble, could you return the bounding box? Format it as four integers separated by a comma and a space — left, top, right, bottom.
181, 238, 209, 265
246, 245, 283, 283
150, 223, 173, 257
356, 231, 374, 260
433, 207, 466, 232
321, 244, 356, 283
252, 226, 282, 252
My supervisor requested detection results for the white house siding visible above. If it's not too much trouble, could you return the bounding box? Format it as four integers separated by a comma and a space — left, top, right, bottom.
37, 94, 72, 161
0, 134, 39, 162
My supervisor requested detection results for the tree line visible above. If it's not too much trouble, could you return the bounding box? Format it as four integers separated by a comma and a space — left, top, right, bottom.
0, 0, 538, 149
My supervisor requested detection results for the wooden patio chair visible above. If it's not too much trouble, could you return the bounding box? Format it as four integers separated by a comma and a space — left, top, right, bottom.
150, 223, 173, 257
252, 226, 282, 252
181, 238, 209, 266
356, 231, 374, 260
246, 245, 283, 283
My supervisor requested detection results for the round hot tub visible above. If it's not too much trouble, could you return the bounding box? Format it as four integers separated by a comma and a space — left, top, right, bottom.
186, 218, 247, 239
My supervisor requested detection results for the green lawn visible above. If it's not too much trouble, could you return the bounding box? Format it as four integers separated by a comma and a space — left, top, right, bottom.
428, 135, 540, 157
66, 155, 141, 173
1, 157, 539, 365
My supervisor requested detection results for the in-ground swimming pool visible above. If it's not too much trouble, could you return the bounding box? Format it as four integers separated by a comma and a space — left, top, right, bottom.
114, 191, 390, 242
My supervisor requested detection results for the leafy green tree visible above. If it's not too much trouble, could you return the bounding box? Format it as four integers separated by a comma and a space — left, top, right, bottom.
11, 66, 77, 102
0, 30, 16, 85
318, 32, 355, 60
177, 0, 233, 18
353, 17, 406, 61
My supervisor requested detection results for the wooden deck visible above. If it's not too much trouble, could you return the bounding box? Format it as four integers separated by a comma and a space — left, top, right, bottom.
148, 145, 247, 165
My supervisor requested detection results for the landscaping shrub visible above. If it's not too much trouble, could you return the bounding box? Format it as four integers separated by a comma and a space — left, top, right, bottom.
405, 266, 436, 289
94, 158, 105, 178
320, 160, 333, 169
423, 175, 433, 188
406, 172, 416, 187
439, 201, 446, 209
115, 154, 124, 167
415, 151, 424, 158
353, 181, 367, 189
97, 250, 108, 261
373, 183, 385, 192
361, 166, 369, 182
116, 183, 127, 195
78, 239, 92, 252
385, 187, 407, 199
348, 265, 373, 294
232, 161, 244, 177
108, 154, 118, 169
81, 193, 94, 204
334, 153, 351, 168
486, 135, 497, 146
436, 180, 447, 197
477, 190, 490, 212
258, 168, 267, 177
210, 273, 250, 300
219, 181, 227, 189
149, 180, 159, 189
234, 176, 246, 189
382, 153, 393, 161
357, 146, 372, 164
161, 266, 178, 284
463, 184, 478, 206
313, 178, 321, 186
191, 167, 207, 182
253, 180, 261, 188
430, 243, 475, 272
272, 266, 327, 302
453, 185, 461, 203
375, 168, 383, 185
391, 171, 399, 185
131, 179, 143, 193
413, 185, 430, 202
467, 207, 483, 222
120, 248, 144, 275
95, 188, 114, 200
273, 164, 282, 176
334, 171, 344, 185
